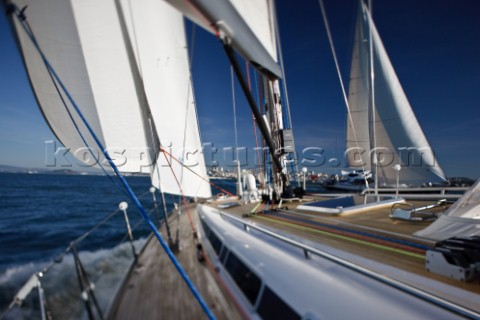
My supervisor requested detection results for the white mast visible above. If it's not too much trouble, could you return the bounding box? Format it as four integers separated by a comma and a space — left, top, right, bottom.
367, 1, 379, 196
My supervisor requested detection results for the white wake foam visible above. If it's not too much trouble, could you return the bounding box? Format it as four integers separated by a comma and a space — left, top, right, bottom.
1, 239, 147, 320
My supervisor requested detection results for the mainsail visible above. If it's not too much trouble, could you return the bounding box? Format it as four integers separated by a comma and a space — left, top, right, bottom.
9, 0, 211, 198
346, 3, 447, 186
415, 179, 480, 241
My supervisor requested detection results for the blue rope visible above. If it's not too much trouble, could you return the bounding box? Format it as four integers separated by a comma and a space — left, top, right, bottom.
11, 6, 216, 319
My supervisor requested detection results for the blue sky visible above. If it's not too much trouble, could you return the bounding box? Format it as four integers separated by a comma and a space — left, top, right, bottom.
1, 0, 479, 179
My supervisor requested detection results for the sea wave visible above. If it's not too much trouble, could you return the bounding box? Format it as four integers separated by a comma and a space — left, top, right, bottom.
0, 239, 147, 320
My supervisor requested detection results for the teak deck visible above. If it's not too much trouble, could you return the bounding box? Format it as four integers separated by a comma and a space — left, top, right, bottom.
110, 196, 480, 318
107, 205, 242, 320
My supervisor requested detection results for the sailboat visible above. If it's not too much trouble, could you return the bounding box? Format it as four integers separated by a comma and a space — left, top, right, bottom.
2, 0, 480, 319
325, 1, 448, 192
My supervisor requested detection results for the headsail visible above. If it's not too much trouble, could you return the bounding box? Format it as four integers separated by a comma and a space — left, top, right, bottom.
415, 179, 480, 240
346, 3, 447, 186
9, 0, 211, 198
165, 0, 281, 78
122, 0, 211, 198
9, 0, 155, 173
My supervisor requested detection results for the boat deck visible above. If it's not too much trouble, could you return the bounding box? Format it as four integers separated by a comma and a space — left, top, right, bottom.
211, 195, 480, 313
107, 205, 243, 320
110, 195, 479, 318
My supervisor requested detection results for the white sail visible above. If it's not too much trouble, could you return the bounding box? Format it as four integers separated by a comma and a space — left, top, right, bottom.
346, 6, 371, 170
164, 0, 280, 78
11, 0, 154, 173
123, 0, 211, 198
229, 0, 277, 62
415, 179, 480, 240
10, 0, 211, 198
346, 3, 447, 186
71, 0, 155, 173
10, 0, 105, 167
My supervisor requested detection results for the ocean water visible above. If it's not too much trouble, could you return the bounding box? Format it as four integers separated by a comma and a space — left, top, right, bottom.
0, 172, 237, 319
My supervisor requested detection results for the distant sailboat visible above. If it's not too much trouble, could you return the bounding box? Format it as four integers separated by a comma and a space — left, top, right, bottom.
345, 2, 447, 188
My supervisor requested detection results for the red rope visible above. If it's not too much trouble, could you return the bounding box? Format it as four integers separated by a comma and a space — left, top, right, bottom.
160, 150, 196, 233
200, 248, 250, 320
159, 147, 235, 198
258, 213, 426, 255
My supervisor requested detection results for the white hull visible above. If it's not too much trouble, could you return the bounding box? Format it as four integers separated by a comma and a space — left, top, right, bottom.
197, 204, 473, 319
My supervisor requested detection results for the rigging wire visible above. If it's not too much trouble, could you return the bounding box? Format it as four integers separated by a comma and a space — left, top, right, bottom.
231, 64, 244, 195
8, 6, 215, 319
273, 1, 294, 133
246, 63, 265, 187
125, 0, 142, 78
184, 19, 211, 206
148, 120, 174, 242
187, 23, 207, 178
124, 0, 174, 242
160, 150, 197, 234
179, 59, 195, 213
365, 1, 379, 195
160, 146, 235, 197
254, 71, 269, 186
231, 65, 240, 164
318, 0, 371, 190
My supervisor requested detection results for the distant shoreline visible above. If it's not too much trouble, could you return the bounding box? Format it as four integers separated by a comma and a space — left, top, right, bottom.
0, 165, 149, 177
